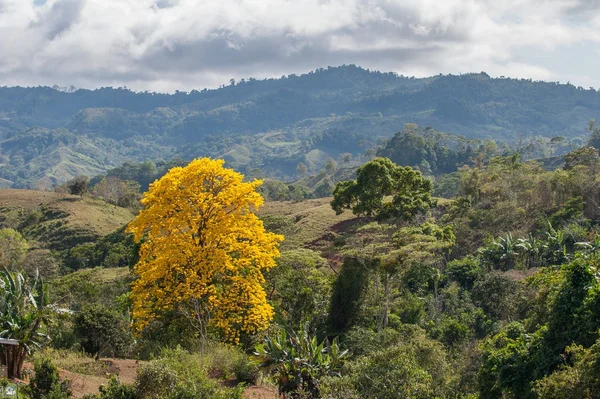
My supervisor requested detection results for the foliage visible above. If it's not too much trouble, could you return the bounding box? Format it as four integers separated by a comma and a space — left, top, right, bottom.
479, 256, 600, 398
446, 256, 482, 290
331, 157, 434, 221
63, 228, 139, 270
327, 257, 370, 333
0, 269, 51, 378
135, 348, 243, 399
255, 324, 348, 398
534, 340, 600, 398
128, 158, 283, 343
27, 357, 72, 399
66, 176, 89, 196
266, 249, 333, 329
378, 123, 498, 175
96, 375, 137, 399
0, 228, 28, 270
74, 304, 134, 358
321, 326, 449, 399
91, 176, 141, 208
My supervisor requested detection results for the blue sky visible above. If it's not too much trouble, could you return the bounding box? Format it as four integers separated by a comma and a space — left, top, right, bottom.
1, 0, 599, 92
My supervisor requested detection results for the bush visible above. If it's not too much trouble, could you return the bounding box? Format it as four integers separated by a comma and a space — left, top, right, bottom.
203, 345, 258, 383
74, 304, 134, 357
136, 348, 243, 399
446, 256, 482, 290
135, 362, 178, 399
67, 175, 89, 196
27, 357, 72, 399
84, 375, 137, 399
322, 327, 449, 399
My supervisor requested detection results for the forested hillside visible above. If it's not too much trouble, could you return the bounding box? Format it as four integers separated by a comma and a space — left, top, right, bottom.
1, 65, 598, 188
3, 142, 600, 397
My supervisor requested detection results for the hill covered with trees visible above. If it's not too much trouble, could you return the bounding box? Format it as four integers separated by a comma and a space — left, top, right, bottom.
3, 145, 600, 397
0, 65, 597, 188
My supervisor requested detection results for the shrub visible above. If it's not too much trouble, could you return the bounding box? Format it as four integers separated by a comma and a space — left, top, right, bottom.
27, 357, 72, 399
203, 345, 258, 383
67, 176, 89, 196
136, 348, 243, 399
74, 304, 134, 357
322, 327, 449, 399
446, 256, 482, 290
135, 362, 178, 399
83, 375, 137, 399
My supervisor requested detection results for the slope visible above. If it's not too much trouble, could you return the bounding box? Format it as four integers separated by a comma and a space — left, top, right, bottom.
1, 66, 598, 187
0, 189, 135, 250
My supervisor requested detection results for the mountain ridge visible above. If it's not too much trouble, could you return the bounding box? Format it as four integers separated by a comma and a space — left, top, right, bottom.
0, 65, 597, 188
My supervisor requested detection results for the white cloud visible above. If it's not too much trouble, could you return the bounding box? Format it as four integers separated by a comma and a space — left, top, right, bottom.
0, 0, 599, 91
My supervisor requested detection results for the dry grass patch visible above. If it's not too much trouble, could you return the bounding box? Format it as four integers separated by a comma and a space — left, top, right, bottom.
260, 198, 356, 249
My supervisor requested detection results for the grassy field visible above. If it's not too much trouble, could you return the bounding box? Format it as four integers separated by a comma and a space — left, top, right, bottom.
260, 197, 357, 250
0, 189, 134, 250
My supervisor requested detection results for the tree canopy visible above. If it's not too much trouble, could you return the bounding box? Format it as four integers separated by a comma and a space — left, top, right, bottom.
330, 157, 434, 220
128, 158, 283, 343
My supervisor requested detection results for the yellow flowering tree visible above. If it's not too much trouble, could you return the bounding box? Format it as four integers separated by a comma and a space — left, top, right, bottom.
128, 158, 283, 343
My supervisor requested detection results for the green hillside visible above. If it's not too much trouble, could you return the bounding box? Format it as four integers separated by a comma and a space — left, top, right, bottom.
0, 189, 134, 250
1, 66, 598, 188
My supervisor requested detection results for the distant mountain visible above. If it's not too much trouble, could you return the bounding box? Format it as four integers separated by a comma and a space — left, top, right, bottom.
0, 65, 598, 188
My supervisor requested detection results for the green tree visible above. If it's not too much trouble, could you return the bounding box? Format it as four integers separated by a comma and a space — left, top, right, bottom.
74, 304, 134, 358
325, 158, 337, 175
266, 249, 332, 329
66, 175, 89, 196
330, 158, 433, 221
587, 119, 600, 151
0, 229, 28, 270
322, 326, 449, 399
296, 162, 308, 177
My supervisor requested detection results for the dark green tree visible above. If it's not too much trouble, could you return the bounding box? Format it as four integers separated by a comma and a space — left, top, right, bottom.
74, 304, 134, 358
587, 120, 600, 151
330, 157, 434, 221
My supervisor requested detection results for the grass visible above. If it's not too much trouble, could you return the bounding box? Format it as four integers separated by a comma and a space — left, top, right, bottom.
0, 189, 134, 250
260, 197, 357, 250
39, 350, 109, 377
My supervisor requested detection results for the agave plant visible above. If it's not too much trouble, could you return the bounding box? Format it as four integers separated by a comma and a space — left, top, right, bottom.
0, 269, 51, 378
255, 324, 348, 398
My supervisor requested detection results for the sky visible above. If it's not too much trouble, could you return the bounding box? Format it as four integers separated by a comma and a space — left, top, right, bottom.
1, 0, 599, 92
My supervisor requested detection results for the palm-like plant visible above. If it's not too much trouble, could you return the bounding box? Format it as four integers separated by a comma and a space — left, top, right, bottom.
516, 235, 546, 268
0, 269, 51, 378
480, 234, 519, 271
576, 235, 600, 257
544, 224, 570, 265
255, 324, 348, 398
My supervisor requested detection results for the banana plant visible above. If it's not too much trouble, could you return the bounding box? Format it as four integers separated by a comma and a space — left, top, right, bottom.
255, 324, 348, 398
479, 234, 519, 271
516, 235, 546, 268
544, 224, 570, 265
0, 269, 51, 378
